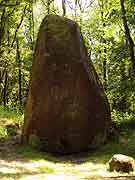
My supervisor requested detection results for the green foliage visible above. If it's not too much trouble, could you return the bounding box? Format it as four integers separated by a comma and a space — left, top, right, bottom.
0, 106, 23, 123
80, 0, 135, 115
0, 127, 7, 138
111, 110, 135, 129
0, 106, 23, 138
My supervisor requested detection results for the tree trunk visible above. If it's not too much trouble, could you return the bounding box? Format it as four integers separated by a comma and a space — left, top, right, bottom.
28, 2, 34, 50
47, 0, 50, 14
3, 71, 8, 107
103, 58, 107, 84
0, 8, 6, 47
100, 0, 107, 88
0, 70, 5, 104
120, 0, 135, 75
74, 0, 78, 17
16, 37, 22, 108
62, 0, 66, 16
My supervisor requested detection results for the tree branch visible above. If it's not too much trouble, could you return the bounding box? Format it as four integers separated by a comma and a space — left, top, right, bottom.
0, 3, 19, 7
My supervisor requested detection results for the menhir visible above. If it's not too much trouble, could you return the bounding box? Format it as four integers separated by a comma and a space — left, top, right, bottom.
22, 15, 111, 154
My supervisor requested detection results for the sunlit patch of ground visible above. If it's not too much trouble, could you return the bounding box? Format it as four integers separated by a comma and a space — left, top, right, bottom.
0, 145, 135, 180
0, 132, 135, 180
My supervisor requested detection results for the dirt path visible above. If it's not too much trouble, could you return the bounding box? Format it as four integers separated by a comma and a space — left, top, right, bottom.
0, 138, 135, 180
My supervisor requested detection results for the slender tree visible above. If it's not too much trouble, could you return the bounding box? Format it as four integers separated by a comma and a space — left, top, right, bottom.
62, 0, 66, 16
16, 37, 22, 108
98, 0, 107, 88
0, 8, 6, 47
120, 0, 135, 75
3, 71, 8, 107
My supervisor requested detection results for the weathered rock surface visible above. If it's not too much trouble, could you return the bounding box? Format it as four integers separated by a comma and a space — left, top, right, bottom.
22, 15, 111, 154
109, 154, 134, 173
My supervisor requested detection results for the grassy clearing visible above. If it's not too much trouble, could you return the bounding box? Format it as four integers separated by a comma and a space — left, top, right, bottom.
1, 141, 135, 180
0, 107, 135, 179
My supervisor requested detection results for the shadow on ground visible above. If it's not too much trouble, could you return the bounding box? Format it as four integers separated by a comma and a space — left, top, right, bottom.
0, 130, 135, 180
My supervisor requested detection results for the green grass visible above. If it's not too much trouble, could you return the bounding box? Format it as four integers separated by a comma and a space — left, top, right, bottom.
0, 127, 8, 138
17, 144, 59, 163
0, 106, 23, 124
0, 106, 23, 139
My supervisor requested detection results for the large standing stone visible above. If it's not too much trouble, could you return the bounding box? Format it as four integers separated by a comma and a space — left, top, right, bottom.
22, 15, 111, 154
